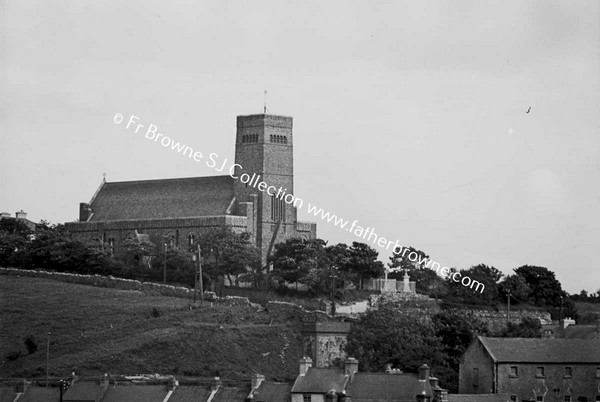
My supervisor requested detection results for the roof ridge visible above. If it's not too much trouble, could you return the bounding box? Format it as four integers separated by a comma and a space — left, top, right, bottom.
105, 175, 232, 186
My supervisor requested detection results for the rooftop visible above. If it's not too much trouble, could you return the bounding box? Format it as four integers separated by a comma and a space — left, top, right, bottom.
477, 336, 600, 363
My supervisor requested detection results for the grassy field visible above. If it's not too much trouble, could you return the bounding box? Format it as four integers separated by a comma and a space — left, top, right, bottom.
0, 276, 305, 381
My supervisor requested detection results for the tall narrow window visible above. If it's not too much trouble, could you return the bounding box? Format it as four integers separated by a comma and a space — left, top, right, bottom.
472, 368, 479, 388
188, 234, 195, 248
510, 366, 518, 377
108, 237, 115, 256
270, 195, 285, 222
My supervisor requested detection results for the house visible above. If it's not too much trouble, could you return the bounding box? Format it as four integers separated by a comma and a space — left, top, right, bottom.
290, 357, 446, 402
0, 210, 36, 231
247, 374, 292, 402
447, 395, 511, 402
459, 336, 600, 402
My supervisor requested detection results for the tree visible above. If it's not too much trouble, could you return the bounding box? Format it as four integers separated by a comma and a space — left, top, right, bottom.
513, 265, 563, 307
498, 274, 531, 304
345, 301, 446, 373
448, 264, 503, 306
345, 242, 384, 289
269, 238, 328, 292
497, 317, 541, 338
431, 309, 488, 392
198, 227, 261, 286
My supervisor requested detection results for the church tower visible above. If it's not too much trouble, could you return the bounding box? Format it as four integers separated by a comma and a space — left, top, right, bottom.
233, 114, 297, 262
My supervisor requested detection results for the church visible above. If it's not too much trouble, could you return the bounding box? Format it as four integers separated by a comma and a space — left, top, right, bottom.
65, 113, 317, 263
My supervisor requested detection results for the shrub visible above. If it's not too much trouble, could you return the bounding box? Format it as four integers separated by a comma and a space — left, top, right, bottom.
23, 335, 38, 354
151, 307, 161, 318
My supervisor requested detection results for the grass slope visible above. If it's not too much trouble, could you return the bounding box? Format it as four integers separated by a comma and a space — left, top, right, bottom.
0, 276, 303, 380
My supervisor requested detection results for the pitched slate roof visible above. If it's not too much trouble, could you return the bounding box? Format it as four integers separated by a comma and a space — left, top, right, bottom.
448, 394, 511, 402
291, 368, 348, 394
168, 385, 212, 402
252, 381, 293, 402
19, 386, 60, 402
88, 176, 235, 221
212, 385, 251, 401
477, 336, 600, 363
101, 384, 168, 402
346, 373, 431, 402
0, 387, 17, 402
63, 380, 105, 401
563, 325, 600, 340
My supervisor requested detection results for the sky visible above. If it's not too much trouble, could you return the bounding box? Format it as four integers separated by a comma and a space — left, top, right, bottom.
1, 0, 599, 294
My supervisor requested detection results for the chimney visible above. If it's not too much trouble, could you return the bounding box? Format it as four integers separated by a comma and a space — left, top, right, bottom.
299, 357, 313, 376
429, 377, 439, 389
562, 317, 575, 328
337, 390, 351, 402
418, 364, 430, 381
210, 377, 222, 392
384, 363, 392, 373
79, 203, 92, 222
434, 389, 448, 402
251, 374, 265, 390
15, 210, 27, 220
416, 393, 432, 402
344, 357, 359, 381
167, 378, 178, 391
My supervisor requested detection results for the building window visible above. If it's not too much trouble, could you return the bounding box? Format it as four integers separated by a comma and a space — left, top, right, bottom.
472, 368, 479, 388
242, 134, 259, 143
596, 367, 600, 378
108, 237, 115, 256
536, 397, 543, 402
564, 396, 571, 402
595, 396, 600, 402
188, 233, 195, 248
510, 366, 518, 377
536, 366, 545, 377
564, 366, 572, 378
269, 134, 287, 144
270, 195, 285, 222
510, 396, 517, 402
303, 395, 311, 402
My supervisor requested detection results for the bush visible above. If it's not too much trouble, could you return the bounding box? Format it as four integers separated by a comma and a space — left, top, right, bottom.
23, 335, 38, 354
151, 307, 161, 318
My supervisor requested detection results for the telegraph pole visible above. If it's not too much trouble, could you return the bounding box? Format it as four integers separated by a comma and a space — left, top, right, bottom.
163, 242, 167, 283
198, 244, 204, 304
46, 332, 50, 388
506, 289, 511, 327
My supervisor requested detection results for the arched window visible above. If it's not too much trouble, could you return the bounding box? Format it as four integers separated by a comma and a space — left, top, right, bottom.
108, 237, 115, 256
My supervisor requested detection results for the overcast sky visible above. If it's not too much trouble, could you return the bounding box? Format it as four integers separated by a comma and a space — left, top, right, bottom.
1, 0, 599, 294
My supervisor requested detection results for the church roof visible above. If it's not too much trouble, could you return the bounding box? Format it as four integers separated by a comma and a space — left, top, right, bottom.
88, 176, 235, 221
477, 336, 600, 363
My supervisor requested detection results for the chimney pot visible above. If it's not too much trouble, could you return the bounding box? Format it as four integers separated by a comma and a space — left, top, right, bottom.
345, 357, 359, 381
418, 364, 430, 381
299, 357, 313, 376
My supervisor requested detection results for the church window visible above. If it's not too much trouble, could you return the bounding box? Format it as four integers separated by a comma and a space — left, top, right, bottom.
270, 195, 285, 222
188, 233, 195, 247
108, 237, 115, 256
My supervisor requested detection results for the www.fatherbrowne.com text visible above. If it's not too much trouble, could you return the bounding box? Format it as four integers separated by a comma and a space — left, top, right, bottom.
113, 113, 484, 293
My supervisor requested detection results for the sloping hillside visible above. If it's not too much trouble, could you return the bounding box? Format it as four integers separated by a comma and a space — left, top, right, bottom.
0, 276, 305, 381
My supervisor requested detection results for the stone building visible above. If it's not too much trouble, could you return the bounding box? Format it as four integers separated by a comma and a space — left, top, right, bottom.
65, 113, 317, 263
459, 336, 600, 402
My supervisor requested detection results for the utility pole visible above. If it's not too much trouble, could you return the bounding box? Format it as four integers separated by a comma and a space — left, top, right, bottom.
163, 242, 167, 283
46, 332, 50, 388
506, 289, 511, 327
198, 244, 204, 304
330, 264, 336, 316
